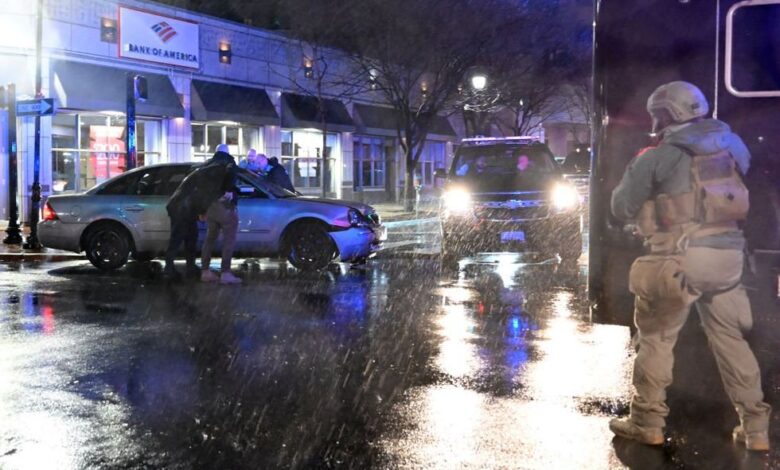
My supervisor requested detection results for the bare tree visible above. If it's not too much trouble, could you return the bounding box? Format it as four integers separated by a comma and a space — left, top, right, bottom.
331, 0, 524, 209
270, 0, 363, 197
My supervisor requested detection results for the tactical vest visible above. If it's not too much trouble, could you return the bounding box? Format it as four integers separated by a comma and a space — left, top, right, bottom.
636, 148, 749, 253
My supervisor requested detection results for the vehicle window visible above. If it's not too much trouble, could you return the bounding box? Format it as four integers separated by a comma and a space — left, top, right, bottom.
453, 146, 557, 178
156, 168, 190, 196
237, 169, 297, 198
97, 172, 144, 195
135, 169, 167, 196
236, 175, 270, 199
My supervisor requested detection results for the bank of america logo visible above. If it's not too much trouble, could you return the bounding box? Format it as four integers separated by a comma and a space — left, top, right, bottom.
151, 21, 177, 43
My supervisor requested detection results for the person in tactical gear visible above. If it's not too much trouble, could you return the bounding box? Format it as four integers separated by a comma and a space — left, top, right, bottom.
609, 81, 771, 451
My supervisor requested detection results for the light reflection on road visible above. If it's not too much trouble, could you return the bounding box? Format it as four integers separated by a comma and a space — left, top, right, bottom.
378, 258, 633, 469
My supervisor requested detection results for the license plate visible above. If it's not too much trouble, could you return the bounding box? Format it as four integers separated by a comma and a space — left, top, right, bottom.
500, 231, 526, 243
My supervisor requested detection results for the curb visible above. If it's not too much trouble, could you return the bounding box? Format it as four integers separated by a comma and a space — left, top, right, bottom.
0, 252, 84, 262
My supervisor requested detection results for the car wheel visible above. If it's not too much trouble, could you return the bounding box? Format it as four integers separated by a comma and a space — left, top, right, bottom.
85, 224, 131, 271
285, 222, 336, 271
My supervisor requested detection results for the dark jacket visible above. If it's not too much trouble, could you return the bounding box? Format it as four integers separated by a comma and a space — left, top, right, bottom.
167, 151, 238, 215
208, 151, 239, 203
265, 160, 295, 193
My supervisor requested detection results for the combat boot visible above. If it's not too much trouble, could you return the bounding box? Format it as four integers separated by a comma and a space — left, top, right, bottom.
733, 425, 770, 452
609, 418, 664, 445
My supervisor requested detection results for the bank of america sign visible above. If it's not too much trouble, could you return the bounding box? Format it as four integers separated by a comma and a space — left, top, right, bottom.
119, 7, 199, 69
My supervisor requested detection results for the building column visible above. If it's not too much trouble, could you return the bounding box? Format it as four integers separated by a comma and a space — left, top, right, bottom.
339, 132, 353, 201
166, 74, 192, 163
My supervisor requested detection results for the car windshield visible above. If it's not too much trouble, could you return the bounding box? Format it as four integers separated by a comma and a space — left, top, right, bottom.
453, 145, 557, 178
237, 169, 297, 198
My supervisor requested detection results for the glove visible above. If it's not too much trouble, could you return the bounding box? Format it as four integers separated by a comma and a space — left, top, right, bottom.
220, 191, 234, 202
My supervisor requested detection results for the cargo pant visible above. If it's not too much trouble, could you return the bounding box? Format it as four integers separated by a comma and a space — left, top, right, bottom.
630, 247, 771, 434
201, 200, 238, 273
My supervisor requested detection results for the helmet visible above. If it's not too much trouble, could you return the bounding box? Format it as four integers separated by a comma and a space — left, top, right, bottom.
216, 143, 230, 154
646, 81, 709, 133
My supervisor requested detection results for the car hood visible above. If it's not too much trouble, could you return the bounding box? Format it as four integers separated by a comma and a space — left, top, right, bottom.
295, 197, 375, 214
451, 173, 562, 194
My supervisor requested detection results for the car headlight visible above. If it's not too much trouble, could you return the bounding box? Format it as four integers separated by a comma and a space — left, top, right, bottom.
552, 183, 580, 211
442, 188, 473, 215
348, 208, 366, 227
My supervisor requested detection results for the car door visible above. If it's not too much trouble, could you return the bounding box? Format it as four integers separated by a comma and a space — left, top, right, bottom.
234, 177, 286, 255
119, 166, 190, 251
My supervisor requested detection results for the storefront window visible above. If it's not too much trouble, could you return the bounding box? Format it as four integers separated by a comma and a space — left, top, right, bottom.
353, 136, 387, 189
280, 129, 338, 190
416, 141, 447, 186
51, 112, 162, 193
192, 123, 260, 162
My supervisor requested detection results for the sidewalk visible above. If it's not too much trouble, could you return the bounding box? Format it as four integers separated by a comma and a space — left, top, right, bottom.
0, 223, 83, 262
371, 200, 440, 223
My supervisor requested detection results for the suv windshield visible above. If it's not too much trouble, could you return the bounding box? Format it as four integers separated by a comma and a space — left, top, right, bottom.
453, 145, 557, 179
450, 144, 559, 192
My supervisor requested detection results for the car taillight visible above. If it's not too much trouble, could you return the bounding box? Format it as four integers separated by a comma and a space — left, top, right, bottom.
42, 201, 58, 221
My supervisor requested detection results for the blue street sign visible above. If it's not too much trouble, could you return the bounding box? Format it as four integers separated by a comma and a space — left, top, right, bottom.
16, 98, 54, 116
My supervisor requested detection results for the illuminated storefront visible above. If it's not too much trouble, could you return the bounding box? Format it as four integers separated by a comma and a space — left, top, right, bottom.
0, 0, 459, 224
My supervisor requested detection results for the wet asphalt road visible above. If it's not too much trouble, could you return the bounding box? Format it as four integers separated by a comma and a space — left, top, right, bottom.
1, 222, 780, 469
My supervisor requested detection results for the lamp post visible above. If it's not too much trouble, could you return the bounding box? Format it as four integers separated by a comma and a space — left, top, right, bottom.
24, 0, 44, 249
3, 84, 22, 245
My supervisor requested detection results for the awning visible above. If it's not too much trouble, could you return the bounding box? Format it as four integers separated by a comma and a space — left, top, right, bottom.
353, 103, 456, 138
191, 80, 279, 126
281, 93, 355, 133
51, 60, 184, 117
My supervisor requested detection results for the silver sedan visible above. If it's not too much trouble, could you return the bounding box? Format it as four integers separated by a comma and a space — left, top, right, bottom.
39, 163, 387, 271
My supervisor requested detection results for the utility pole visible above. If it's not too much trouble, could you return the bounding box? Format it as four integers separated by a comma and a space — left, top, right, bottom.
3, 84, 21, 245
24, 0, 44, 249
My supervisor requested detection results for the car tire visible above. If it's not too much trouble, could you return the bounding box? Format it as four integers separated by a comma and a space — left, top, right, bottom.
285, 221, 337, 271
84, 223, 131, 271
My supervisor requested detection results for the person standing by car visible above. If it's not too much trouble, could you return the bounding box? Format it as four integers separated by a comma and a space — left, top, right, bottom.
608, 81, 771, 451
200, 144, 242, 285
163, 181, 201, 281
256, 154, 296, 193
163, 150, 236, 281
239, 148, 263, 174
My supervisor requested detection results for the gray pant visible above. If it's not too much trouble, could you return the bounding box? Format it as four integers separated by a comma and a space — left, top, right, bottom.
201, 201, 238, 273
630, 247, 771, 433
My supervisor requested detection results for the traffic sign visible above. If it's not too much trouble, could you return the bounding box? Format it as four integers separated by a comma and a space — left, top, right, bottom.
16, 98, 54, 117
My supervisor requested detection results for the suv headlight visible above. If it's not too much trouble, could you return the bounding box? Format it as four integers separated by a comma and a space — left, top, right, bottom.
442, 188, 473, 215
552, 183, 580, 211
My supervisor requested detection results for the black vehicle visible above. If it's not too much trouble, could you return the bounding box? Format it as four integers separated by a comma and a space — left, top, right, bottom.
439, 137, 583, 266
591, 0, 780, 324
